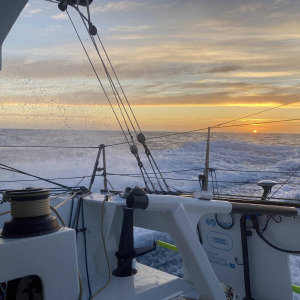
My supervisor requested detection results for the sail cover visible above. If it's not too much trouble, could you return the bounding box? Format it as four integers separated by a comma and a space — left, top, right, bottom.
0, 0, 28, 70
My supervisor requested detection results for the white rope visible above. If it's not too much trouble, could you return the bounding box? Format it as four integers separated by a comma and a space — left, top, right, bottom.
7, 198, 51, 218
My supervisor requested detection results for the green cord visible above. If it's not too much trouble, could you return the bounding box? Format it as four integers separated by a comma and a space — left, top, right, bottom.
156, 240, 178, 252
292, 284, 300, 294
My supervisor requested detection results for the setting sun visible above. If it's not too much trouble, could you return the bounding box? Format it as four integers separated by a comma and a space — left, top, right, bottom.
253, 130, 257, 133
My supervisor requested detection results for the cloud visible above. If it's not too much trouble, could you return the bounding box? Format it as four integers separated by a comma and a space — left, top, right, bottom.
1, 75, 297, 107
127, 91, 299, 107
92, 1, 143, 13
207, 65, 242, 73
4, 0, 300, 112
109, 25, 151, 33
51, 12, 68, 20
223, 71, 299, 78
2, 35, 300, 109
1, 57, 91, 78
239, 3, 262, 13
29, 9, 42, 14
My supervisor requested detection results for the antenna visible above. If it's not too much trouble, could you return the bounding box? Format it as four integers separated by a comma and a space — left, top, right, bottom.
257, 180, 278, 200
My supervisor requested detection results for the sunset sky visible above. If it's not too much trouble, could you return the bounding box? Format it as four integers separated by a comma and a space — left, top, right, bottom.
1, 0, 300, 133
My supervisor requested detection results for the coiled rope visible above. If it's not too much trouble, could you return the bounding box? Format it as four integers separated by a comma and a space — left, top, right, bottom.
3, 189, 51, 218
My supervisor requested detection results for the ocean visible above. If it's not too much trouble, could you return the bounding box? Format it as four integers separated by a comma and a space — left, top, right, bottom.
1, 129, 299, 196
0, 128, 299, 296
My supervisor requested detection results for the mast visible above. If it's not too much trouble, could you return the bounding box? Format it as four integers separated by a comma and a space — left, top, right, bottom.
203, 127, 210, 191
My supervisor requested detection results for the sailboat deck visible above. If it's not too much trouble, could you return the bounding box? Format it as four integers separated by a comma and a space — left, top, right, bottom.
82, 263, 198, 300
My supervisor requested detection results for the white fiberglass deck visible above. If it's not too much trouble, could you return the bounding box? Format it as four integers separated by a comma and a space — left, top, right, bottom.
82, 263, 198, 300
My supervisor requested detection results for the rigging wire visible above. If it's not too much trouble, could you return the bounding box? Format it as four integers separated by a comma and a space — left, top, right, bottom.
0, 139, 133, 149
133, 101, 300, 142
90, 198, 111, 299
74, 4, 143, 136
0, 172, 298, 186
84, 0, 91, 25
72, 6, 138, 138
66, 10, 131, 148
107, 116, 299, 143
267, 165, 300, 200
0, 176, 90, 183
0, 161, 297, 193
66, 8, 155, 190
0, 169, 200, 184
44, 0, 59, 3
50, 191, 75, 201
79, 13, 169, 191
105, 172, 299, 185
145, 127, 208, 141
215, 168, 300, 174
0, 188, 88, 196
53, 191, 81, 210
215, 118, 300, 129
104, 171, 281, 182
1, 165, 297, 181
1, 118, 297, 150
90, 33, 137, 137
106, 178, 114, 191
76, 11, 157, 190
67, 8, 154, 190
8, 116, 294, 149
66, 6, 169, 192
136, 133, 171, 191
39, 0, 300, 196
211, 99, 300, 128
0, 163, 71, 190
91, 25, 171, 189
45, 0, 300, 134
50, 205, 66, 226
86, 24, 137, 139
110, 101, 300, 143
96, 32, 142, 132
0, 210, 10, 217
0, 145, 99, 149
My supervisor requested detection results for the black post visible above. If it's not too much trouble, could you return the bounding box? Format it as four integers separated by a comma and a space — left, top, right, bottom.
113, 189, 156, 277
240, 214, 255, 300
113, 207, 137, 277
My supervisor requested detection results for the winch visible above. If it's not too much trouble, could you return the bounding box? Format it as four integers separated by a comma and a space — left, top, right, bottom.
1, 187, 60, 238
